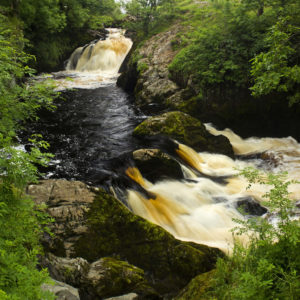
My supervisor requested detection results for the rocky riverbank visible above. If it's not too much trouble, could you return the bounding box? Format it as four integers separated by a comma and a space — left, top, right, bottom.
28, 180, 222, 299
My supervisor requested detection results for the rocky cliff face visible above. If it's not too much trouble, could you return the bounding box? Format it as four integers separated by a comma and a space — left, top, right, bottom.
118, 25, 300, 141
118, 24, 183, 113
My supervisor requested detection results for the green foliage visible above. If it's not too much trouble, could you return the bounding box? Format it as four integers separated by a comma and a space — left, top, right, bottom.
205, 168, 300, 299
123, 0, 176, 38
169, 0, 275, 90
167, 0, 300, 103
0, 0, 122, 70
0, 12, 57, 300
250, 18, 300, 105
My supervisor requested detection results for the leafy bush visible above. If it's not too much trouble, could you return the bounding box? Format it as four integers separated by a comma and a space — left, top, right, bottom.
1, 0, 123, 70
206, 168, 300, 299
0, 11, 58, 299
168, 0, 300, 102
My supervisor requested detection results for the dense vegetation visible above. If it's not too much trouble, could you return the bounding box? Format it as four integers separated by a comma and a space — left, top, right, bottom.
0, 0, 122, 70
0, 10, 59, 299
206, 169, 300, 299
168, 0, 300, 105
123, 0, 300, 105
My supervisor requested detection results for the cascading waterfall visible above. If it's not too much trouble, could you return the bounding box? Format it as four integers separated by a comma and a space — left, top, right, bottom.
52, 28, 133, 90
125, 126, 300, 252
66, 28, 132, 73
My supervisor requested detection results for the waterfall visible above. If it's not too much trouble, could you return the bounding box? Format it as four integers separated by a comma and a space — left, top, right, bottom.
51, 28, 132, 90
66, 28, 132, 74
125, 128, 300, 252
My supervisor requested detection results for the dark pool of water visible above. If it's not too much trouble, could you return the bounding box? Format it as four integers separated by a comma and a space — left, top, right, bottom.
21, 83, 145, 185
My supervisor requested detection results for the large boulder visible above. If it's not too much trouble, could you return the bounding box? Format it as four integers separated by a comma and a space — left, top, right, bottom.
74, 188, 222, 295
118, 24, 184, 113
29, 180, 222, 297
27, 179, 95, 257
133, 111, 233, 157
41, 254, 155, 300
132, 148, 184, 182
41, 280, 80, 300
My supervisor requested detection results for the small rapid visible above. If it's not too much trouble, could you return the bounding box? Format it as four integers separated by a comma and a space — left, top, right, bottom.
126, 128, 300, 252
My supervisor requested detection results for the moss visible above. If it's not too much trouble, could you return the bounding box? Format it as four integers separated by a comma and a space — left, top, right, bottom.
74, 189, 221, 295
174, 270, 216, 300
133, 111, 207, 150
89, 257, 156, 298
137, 61, 149, 74
133, 111, 234, 156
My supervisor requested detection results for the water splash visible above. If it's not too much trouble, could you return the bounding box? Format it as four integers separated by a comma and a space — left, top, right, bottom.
125, 131, 300, 252
49, 28, 133, 90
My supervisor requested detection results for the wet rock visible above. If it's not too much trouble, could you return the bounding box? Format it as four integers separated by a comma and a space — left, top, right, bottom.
27, 179, 95, 257
174, 270, 216, 300
118, 24, 184, 112
74, 188, 222, 296
41, 280, 80, 300
104, 293, 138, 300
133, 111, 233, 157
236, 196, 267, 216
132, 149, 183, 182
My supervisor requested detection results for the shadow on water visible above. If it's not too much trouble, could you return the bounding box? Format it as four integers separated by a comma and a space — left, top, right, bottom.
21, 83, 145, 185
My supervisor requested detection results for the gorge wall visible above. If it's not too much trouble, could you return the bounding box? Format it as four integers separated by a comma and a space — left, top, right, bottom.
117, 24, 300, 141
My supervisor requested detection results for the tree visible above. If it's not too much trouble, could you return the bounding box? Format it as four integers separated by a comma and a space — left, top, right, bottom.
124, 0, 175, 36
250, 18, 300, 105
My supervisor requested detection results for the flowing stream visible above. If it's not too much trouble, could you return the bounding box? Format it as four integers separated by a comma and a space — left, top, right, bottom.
26, 29, 300, 253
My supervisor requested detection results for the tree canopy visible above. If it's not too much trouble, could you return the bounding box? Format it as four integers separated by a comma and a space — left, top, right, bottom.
0, 0, 122, 70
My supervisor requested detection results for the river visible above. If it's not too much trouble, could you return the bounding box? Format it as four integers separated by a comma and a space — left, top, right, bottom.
22, 28, 300, 253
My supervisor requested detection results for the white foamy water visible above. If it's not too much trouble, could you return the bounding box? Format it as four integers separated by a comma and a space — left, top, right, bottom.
126, 127, 300, 252
48, 28, 132, 90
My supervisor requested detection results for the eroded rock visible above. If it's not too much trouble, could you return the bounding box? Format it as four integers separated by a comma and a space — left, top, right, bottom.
133, 148, 183, 182
29, 180, 222, 298
74, 189, 222, 295
27, 179, 95, 257
41, 254, 155, 300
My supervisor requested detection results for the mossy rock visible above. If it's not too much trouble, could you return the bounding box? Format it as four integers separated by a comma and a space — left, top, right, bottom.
174, 270, 216, 300
74, 189, 222, 295
81, 257, 157, 299
133, 111, 233, 157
